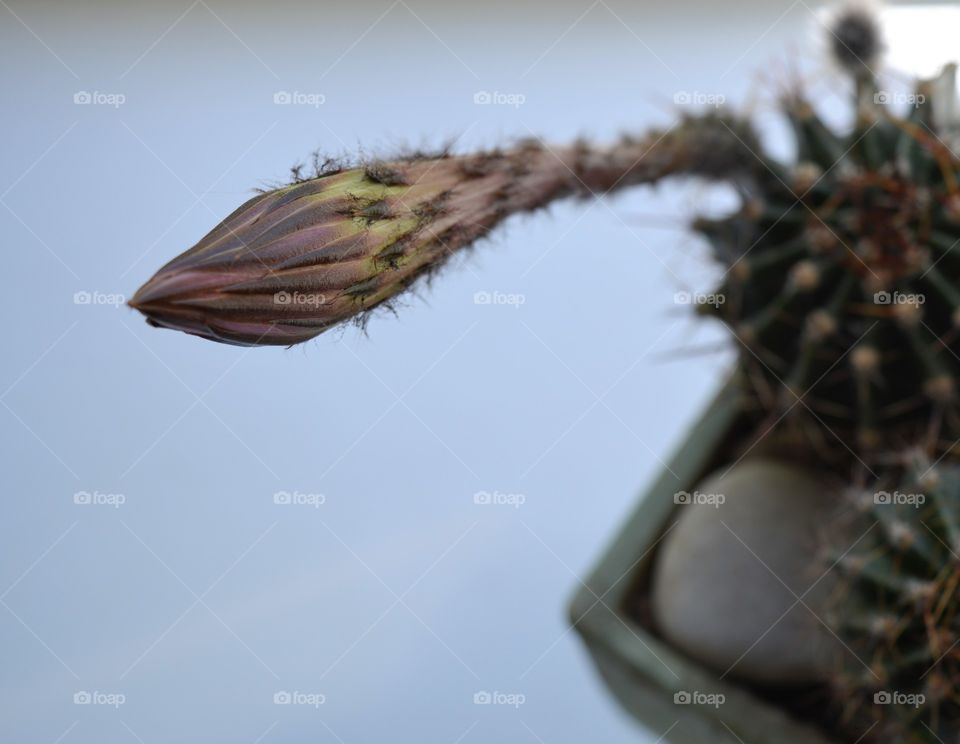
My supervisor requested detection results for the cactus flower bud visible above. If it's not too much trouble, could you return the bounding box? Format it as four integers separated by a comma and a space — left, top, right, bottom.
130, 116, 758, 346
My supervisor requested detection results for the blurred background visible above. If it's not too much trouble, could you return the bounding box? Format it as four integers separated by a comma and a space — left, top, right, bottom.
1, 1, 956, 742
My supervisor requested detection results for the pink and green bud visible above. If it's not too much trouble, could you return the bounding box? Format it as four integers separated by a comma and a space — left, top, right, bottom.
130, 116, 754, 346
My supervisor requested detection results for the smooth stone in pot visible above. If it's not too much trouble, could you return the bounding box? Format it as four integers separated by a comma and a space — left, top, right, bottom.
651, 458, 844, 686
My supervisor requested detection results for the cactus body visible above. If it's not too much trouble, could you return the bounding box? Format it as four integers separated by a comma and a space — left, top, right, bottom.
830, 455, 960, 742
697, 68, 960, 451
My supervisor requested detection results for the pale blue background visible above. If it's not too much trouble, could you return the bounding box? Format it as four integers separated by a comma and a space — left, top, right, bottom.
0, 1, 933, 742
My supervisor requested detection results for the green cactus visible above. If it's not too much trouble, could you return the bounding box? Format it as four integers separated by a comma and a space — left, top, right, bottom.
695, 61, 960, 455
829, 453, 960, 743
127, 3, 960, 742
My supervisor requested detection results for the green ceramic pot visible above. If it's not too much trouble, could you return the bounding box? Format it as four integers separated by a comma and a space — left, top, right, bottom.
570, 384, 836, 744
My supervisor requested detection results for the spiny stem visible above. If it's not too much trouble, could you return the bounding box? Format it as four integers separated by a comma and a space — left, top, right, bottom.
130, 115, 757, 346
